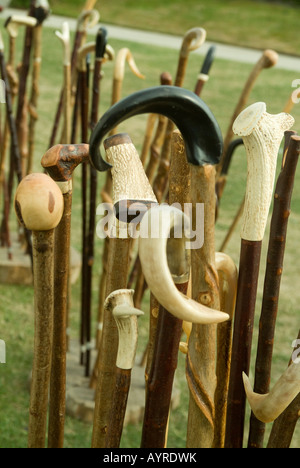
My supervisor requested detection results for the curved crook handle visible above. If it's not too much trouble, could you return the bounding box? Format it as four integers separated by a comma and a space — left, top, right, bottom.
138, 205, 229, 325
5, 15, 38, 38
77, 9, 100, 32
89, 85, 223, 171
243, 361, 300, 423
180, 27, 207, 58
114, 48, 145, 82
103, 44, 115, 62
55, 21, 71, 66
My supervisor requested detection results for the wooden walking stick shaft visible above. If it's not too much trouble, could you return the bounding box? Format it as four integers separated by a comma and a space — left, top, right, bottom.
92, 134, 156, 447
186, 164, 220, 448
224, 239, 262, 447
29, 229, 55, 448
47, 189, 72, 448
224, 102, 294, 448
248, 133, 300, 448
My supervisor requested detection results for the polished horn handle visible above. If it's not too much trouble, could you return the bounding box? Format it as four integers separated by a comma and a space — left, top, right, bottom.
138, 205, 229, 325
89, 86, 223, 171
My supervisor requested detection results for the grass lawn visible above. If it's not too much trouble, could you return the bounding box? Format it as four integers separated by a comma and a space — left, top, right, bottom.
0, 4, 299, 449
10, 0, 300, 56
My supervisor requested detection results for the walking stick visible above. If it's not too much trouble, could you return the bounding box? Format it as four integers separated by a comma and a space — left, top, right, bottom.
105, 289, 144, 448
139, 204, 229, 448
48, 6, 99, 148
224, 102, 294, 448
217, 49, 278, 177
96, 45, 143, 347
213, 252, 238, 448
27, 0, 50, 174
90, 133, 157, 447
84, 27, 108, 377
89, 86, 224, 448
215, 138, 244, 222
41, 143, 90, 448
128, 72, 172, 309
0, 32, 33, 262
247, 132, 300, 448
194, 45, 216, 97
55, 22, 71, 145
15, 1, 43, 178
14, 173, 64, 448
1, 15, 37, 183
267, 330, 300, 448
152, 28, 206, 204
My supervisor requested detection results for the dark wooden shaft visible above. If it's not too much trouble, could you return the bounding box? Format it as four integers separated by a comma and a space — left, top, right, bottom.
105, 368, 131, 448
92, 237, 131, 447
225, 239, 262, 448
141, 283, 187, 448
248, 135, 300, 448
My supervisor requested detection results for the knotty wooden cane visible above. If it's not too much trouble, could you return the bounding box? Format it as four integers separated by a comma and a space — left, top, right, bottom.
105, 289, 144, 448
41, 143, 90, 448
14, 173, 64, 448
224, 102, 294, 448
247, 132, 300, 448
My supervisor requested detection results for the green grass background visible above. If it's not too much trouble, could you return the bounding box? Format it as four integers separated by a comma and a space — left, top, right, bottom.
0, 0, 299, 448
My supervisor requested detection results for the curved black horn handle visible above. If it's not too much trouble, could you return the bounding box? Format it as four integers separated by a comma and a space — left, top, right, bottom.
89, 85, 223, 171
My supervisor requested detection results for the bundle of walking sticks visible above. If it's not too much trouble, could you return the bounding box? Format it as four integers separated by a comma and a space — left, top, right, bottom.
1, 0, 299, 449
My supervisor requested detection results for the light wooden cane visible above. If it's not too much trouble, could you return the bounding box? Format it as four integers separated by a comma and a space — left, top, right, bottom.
14, 173, 63, 448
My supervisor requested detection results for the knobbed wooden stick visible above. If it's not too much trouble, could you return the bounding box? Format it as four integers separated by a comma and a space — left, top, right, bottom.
247, 133, 300, 448
14, 173, 64, 448
91, 134, 156, 448
105, 290, 143, 448
224, 102, 294, 448
41, 143, 90, 448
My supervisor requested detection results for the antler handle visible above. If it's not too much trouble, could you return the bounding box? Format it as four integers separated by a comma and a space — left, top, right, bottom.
139, 205, 229, 324
233, 102, 294, 241
243, 362, 300, 423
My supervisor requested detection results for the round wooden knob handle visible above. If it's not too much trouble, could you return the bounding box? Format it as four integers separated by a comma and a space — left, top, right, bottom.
14, 173, 64, 231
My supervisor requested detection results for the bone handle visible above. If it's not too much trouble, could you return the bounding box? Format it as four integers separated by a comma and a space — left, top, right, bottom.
243, 362, 300, 423
233, 102, 294, 241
